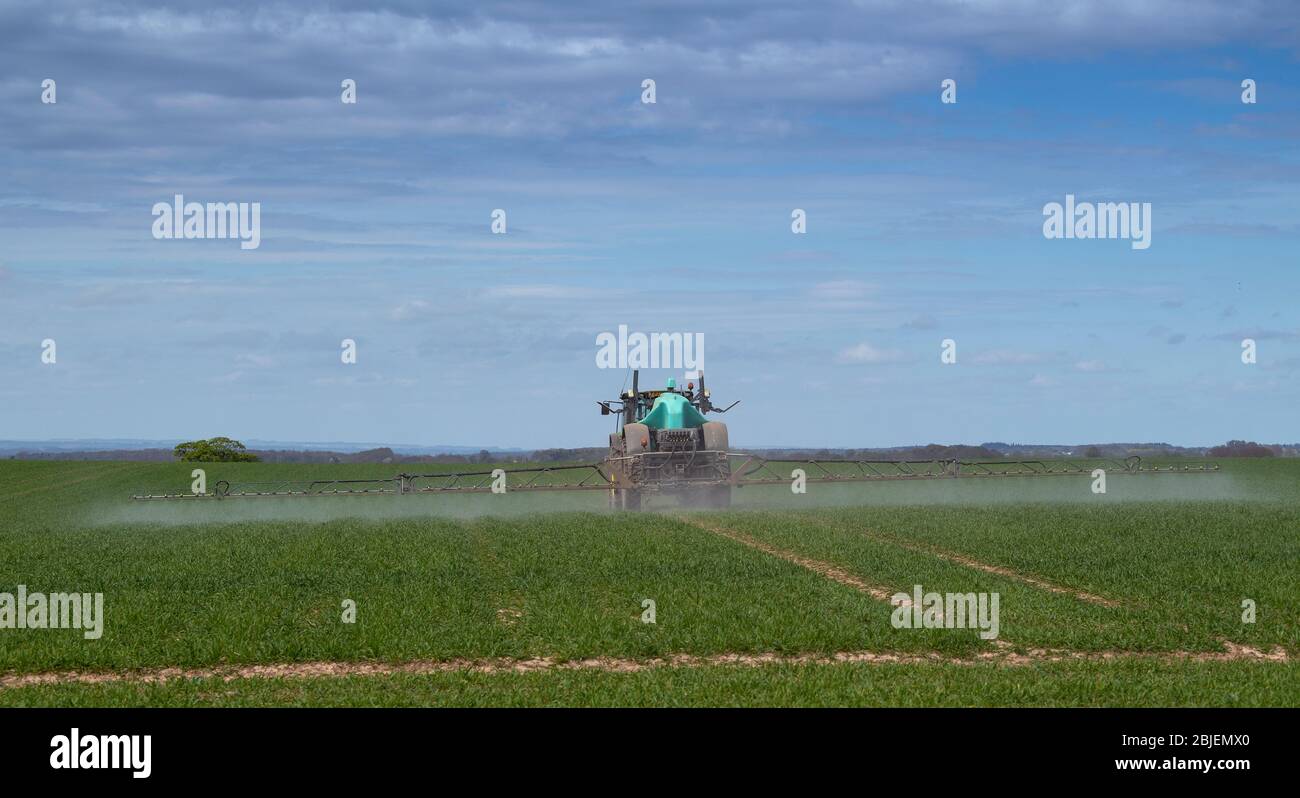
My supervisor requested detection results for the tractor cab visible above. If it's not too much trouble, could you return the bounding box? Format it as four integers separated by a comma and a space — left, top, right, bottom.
598, 372, 734, 432
639, 387, 710, 431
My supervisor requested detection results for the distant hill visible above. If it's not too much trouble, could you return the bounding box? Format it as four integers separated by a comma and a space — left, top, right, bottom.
979, 442, 1298, 458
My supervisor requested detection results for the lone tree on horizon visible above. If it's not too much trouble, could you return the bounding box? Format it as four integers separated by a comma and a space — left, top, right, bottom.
173, 437, 260, 463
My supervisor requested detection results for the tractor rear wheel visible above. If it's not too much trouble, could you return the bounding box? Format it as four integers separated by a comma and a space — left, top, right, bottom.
679, 484, 730, 509
615, 488, 641, 511
701, 421, 728, 452
708, 484, 732, 508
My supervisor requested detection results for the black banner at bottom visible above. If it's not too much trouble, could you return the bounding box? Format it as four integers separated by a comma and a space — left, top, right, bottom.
2, 707, 1287, 784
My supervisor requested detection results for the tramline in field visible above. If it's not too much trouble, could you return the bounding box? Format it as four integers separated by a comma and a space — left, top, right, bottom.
131, 371, 1220, 508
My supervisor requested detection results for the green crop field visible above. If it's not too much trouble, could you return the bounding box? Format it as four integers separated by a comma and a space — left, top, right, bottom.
0, 458, 1296, 707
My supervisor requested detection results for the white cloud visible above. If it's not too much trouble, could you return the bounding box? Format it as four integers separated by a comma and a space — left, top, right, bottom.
390, 299, 431, 321
972, 349, 1044, 365
235, 353, 276, 369
809, 280, 876, 301
483, 284, 604, 300
837, 341, 905, 364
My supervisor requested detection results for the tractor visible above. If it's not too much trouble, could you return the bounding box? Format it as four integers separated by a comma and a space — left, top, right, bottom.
598, 371, 738, 510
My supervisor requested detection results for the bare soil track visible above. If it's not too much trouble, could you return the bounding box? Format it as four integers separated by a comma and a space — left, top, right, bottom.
0, 642, 1289, 689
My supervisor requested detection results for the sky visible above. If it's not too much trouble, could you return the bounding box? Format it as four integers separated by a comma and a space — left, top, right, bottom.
0, 0, 1297, 450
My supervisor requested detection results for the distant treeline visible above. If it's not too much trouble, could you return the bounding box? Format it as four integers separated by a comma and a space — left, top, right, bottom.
745, 444, 1006, 461
1207, 440, 1284, 458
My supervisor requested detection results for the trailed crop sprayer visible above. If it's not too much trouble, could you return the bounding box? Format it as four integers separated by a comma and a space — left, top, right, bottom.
133, 371, 1218, 508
